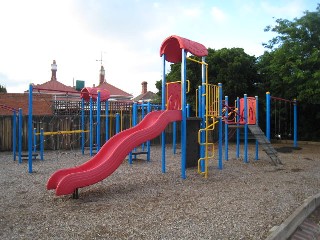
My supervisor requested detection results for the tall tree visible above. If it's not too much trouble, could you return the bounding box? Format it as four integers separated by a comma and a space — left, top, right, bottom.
258, 4, 320, 104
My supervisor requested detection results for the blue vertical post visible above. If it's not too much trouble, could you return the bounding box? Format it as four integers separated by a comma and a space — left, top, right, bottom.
89, 96, 93, 156
255, 96, 259, 160
198, 86, 202, 118
293, 99, 298, 147
40, 128, 44, 160
33, 128, 37, 153
186, 104, 190, 118
218, 83, 223, 170
13, 110, 17, 161
244, 94, 248, 163
161, 54, 166, 173
115, 113, 120, 134
105, 100, 109, 141
181, 49, 187, 179
18, 108, 22, 164
81, 98, 85, 155
146, 102, 151, 161
28, 84, 33, 173
172, 121, 177, 154
200, 58, 206, 172
141, 102, 145, 151
266, 92, 271, 141
129, 103, 137, 164
96, 91, 101, 152
236, 97, 240, 158
224, 96, 229, 161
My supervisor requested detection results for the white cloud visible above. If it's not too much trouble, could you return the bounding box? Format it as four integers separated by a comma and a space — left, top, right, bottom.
210, 6, 228, 23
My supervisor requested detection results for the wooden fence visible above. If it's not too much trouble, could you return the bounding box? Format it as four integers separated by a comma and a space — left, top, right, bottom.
0, 113, 179, 152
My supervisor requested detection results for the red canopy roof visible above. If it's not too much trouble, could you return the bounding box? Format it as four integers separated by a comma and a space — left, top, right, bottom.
80, 87, 110, 102
160, 35, 208, 63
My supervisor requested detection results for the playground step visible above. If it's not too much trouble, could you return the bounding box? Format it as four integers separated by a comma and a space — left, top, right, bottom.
248, 125, 283, 166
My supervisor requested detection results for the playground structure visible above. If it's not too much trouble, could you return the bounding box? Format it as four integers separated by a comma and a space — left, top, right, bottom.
45, 35, 210, 196
5, 35, 299, 197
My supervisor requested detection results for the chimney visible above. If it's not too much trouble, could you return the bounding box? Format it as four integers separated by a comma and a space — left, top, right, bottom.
99, 65, 105, 85
141, 81, 148, 94
51, 60, 57, 81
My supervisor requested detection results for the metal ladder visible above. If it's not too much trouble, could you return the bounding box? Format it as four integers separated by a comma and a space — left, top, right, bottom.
248, 125, 283, 165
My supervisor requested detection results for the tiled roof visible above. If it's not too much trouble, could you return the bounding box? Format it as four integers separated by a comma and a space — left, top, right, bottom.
97, 82, 132, 99
32, 79, 77, 93
133, 91, 157, 102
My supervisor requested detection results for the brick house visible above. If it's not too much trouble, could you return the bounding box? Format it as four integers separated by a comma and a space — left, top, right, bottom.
132, 81, 157, 103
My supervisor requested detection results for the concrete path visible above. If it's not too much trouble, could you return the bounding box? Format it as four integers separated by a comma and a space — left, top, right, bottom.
266, 193, 320, 240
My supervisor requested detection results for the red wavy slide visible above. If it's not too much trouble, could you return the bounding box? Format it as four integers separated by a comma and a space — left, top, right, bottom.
47, 110, 182, 196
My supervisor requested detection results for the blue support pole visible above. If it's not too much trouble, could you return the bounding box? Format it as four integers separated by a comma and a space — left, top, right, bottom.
218, 83, 223, 170
293, 99, 298, 147
244, 94, 248, 163
172, 121, 177, 154
28, 84, 33, 173
13, 110, 17, 161
115, 113, 120, 134
105, 100, 109, 141
161, 54, 166, 173
186, 104, 190, 118
33, 128, 37, 153
147, 102, 151, 161
81, 98, 85, 155
200, 58, 206, 172
89, 96, 93, 156
266, 92, 271, 141
129, 103, 137, 164
18, 108, 22, 164
96, 91, 101, 152
141, 102, 145, 151
255, 96, 259, 160
181, 49, 187, 179
224, 96, 229, 161
198, 86, 202, 118
40, 128, 44, 160
236, 97, 240, 158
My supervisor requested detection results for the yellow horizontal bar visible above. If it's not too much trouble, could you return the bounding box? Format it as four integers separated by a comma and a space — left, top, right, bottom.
36, 130, 89, 136
187, 57, 208, 65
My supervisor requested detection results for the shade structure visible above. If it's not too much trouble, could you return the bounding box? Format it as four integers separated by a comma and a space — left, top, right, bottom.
160, 35, 208, 63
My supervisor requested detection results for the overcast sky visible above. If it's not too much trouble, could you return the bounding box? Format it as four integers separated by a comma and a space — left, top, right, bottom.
0, 0, 317, 96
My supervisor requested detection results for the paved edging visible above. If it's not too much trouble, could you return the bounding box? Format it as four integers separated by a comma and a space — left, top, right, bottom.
266, 192, 320, 240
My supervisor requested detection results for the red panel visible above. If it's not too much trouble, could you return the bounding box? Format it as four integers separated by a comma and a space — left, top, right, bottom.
239, 97, 256, 125
160, 35, 208, 63
166, 82, 181, 110
80, 87, 110, 101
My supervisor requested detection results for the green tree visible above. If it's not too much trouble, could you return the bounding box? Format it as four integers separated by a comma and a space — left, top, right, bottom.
259, 4, 320, 104
0, 84, 7, 93
258, 4, 320, 140
206, 48, 258, 102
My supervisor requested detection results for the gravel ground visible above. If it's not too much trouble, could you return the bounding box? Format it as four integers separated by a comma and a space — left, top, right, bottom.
1, 142, 320, 240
